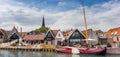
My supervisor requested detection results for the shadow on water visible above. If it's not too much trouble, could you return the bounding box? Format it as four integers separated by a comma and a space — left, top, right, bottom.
0, 50, 120, 57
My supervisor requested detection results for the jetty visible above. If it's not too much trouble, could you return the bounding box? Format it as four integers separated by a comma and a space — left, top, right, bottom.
0, 44, 56, 52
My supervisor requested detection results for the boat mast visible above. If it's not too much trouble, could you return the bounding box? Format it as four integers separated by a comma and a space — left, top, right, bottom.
81, 0, 88, 44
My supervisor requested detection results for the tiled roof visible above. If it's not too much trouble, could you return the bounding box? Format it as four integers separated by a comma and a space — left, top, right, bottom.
51, 30, 59, 37
82, 29, 93, 36
18, 32, 27, 37
95, 30, 103, 33
106, 27, 120, 37
62, 29, 73, 39
23, 34, 45, 40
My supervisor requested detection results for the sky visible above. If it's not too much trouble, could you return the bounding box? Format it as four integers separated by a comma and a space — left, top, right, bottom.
0, 0, 119, 32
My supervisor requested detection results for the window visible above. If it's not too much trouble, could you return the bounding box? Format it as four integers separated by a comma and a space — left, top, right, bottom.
0, 35, 2, 38
58, 34, 60, 37
48, 33, 51, 37
75, 32, 79, 37
72, 32, 79, 37
115, 32, 117, 35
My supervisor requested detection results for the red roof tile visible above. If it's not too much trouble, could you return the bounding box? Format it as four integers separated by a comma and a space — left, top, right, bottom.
18, 32, 27, 37
23, 34, 45, 40
62, 30, 73, 39
51, 30, 59, 36
82, 29, 93, 36
106, 27, 120, 37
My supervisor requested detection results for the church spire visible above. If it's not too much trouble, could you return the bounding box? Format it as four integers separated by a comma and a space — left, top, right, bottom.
42, 16, 45, 27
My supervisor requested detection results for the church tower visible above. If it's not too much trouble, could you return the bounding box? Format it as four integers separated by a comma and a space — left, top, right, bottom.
42, 16, 45, 27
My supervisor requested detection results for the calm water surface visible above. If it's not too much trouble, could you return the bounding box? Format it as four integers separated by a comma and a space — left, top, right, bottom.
0, 50, 120, 57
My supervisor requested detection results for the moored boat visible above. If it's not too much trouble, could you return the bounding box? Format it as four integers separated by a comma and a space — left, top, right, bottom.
55, 47, 79, 54
79, 47, 107, 55
55, 47, 107, 55
107, 48, 120, 54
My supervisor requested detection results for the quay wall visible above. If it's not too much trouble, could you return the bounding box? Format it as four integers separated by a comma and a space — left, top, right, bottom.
0, 46, 55, 52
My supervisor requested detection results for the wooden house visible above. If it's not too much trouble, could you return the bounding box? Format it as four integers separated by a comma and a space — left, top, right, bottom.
63, 29, 86, 46
55, 30, 65, 46
23, 34, 45, 44
106, 27, 120, 47
44, 30, 58, 45
0, 28, 8, 43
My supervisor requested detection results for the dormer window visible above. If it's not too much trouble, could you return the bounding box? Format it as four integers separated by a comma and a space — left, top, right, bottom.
114, 32, 117, 35
111, 32, 114, 35
111, 31, 117, 35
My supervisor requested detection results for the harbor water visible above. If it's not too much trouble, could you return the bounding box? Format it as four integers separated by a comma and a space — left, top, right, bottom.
0, 50, 120, 57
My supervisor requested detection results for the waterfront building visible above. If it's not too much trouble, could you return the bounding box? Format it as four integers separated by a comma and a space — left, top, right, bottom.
63, 29, 86, 46
106, 27, 120, 47
23, 34, 45, 44
7, 26, 20, 42
22, 16, 49, 44
94, 30, 107, 45
0, 29, 8, 43
54, 30, 65, 46
44, 30, 58, 45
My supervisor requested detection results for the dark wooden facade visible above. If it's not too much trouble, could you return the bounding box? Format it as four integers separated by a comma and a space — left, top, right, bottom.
68, 29, 86, 45
44, 30, 55, 45
0, 29, 8, 43
8, 33, 19, 42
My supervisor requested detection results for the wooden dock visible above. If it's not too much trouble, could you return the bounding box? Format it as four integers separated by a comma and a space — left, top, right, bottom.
0, 44, 56, 52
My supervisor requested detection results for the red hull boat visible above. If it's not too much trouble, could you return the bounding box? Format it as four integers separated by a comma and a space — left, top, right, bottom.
79, 47, 107, 55
55, 47, 107, 55
55, 47, 72, 53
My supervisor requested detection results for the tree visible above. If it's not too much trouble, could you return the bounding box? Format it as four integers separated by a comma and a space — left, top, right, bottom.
35, 26, 49, 33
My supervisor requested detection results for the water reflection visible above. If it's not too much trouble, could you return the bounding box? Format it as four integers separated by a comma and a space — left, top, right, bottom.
0, 50, 120, 57
72, 54, 80, 57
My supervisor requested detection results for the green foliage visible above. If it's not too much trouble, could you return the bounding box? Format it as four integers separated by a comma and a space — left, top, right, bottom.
35, 26, 49, 33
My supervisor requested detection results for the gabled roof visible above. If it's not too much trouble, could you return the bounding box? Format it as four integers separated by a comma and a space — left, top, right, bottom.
95, 30, 103, 33
12, 26, 18, 33
69, 29, 86, 39
19, 32, 27, 37
106, 27, 120, 37
23, 34, 45, 40
51, 30, 59, 37
82, 29, 93, 36
62, 29, 73, 39
63, 29, 86, 39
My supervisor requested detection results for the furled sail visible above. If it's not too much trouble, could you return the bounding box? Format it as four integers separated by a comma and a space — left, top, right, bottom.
88, 30, 98, 45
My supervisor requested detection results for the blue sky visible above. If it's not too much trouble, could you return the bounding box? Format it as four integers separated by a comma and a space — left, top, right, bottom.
15, 0, 110, 11
0, 0, 119, 32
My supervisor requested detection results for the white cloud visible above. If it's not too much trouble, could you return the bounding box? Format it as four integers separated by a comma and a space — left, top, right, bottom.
57, 2, 66, 7
0, 0, 119, 32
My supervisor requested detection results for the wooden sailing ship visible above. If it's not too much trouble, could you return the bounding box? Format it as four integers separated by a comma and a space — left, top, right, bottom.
55, 0, 107, 55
